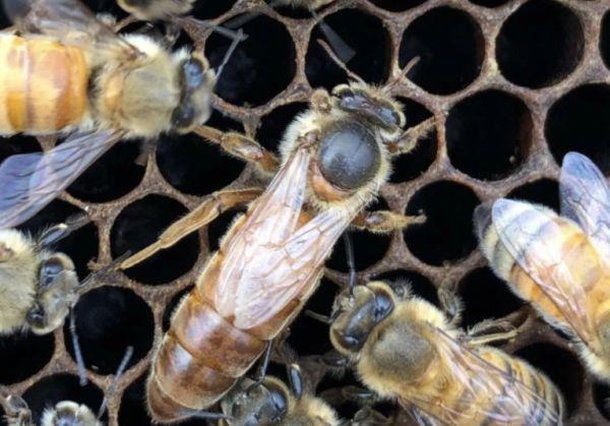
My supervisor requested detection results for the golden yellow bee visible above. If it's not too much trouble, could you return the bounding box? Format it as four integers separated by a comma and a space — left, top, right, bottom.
476, 151, 610, 383
0, 0, 233, 228
330, 280, 565, 425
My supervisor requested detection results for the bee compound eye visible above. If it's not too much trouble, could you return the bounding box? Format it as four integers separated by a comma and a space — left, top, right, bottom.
319, 121, 381, 191
26, 304, 45, 328
182, 59, 205, 90
40, 257, 65, 287
171, 102, 196, 129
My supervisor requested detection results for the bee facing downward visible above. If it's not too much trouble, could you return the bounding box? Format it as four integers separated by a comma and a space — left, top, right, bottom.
0, 0, 233, 228
0, 220, 82, 336
475, 152, 610, 383
220, 364, 339, 426
119, 48, 434, 422
329, 280, 565, 425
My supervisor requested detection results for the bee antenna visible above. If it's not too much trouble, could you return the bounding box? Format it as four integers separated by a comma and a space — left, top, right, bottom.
317, 39, 364, 84
175, 16, 249, 42
305, 310, 332, 324
97, 346, 134, 419
223, 0, 284, 30
310, 10, 355, 64
383, 55, 421, 93
343, 233, 357, 296
69, 311, 88, 386
215, 28, 245, 81
38, 213, 91, 249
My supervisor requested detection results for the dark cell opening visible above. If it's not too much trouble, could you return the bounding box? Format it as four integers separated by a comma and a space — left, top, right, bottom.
163, 286, 193, 332
119, 374, 209, 426
287, 278, 337, 356
514, 343, 584, 414
367, 0, 426, 12
546, 84, 610, 173
496, 0, 584, 89
468, 0, 511, 7
66, 139, 145, 203
21, 374, 106, 424
602, 11, 610, 70
192, 0, 237, 19
257, 102, 309, 152
206, 14, 295, 106
0, 334, 54, 384
594, 382, 610, 421
273, 1, 311, 18
399, 7, 484, 95
207, 209, 245, 252
446, 90, 532, 180
389, 98, 436, 183
0, 135, 41, 163
507, 179, 560, 212
157, 112, 244, 196
17, 200, 98, 280
326, 200, 391, 273
458, 267, 523, 328
65, 287, 153, 375
306, 9, 390, 90
111, 195, 199, 285
404, 181, 479, 265
373, 270, 438, 306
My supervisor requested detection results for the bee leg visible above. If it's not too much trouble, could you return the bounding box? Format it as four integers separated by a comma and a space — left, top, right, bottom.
248, 341, 273, 387
353, 406, 393, 426
351, 210, 426, 234
465, 319, 519, 346
311, 89, 333, 114
438, 286, 464, 327
388, 117, 436, 155
194, 126, 279, 175
120, 187, 263, 269
4, 395, 33, 426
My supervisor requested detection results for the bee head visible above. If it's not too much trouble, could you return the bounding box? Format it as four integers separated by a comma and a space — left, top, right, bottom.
222, 377, 290, 426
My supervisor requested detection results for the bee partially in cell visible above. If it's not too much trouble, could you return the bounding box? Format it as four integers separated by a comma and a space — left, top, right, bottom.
119, 46, 435, 422
0, 0, 243, 229
0, 346, 133, 426
220, 363, 340, 426
475, 152, 610, 383
327, 278, 565, 425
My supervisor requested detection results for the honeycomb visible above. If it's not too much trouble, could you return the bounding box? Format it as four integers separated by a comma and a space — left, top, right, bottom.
0, 0, 609, 424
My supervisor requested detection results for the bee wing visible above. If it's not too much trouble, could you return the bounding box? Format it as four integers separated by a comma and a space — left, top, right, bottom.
214, 144, 358, 330
560, 152, 610, 259
491, 198, 593, 343
0, 131, 121, 228
401, 325, 562, 425
3, 0, 139, 54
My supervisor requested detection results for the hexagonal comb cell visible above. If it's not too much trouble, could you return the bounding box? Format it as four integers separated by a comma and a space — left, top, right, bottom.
2, 0, 609, 424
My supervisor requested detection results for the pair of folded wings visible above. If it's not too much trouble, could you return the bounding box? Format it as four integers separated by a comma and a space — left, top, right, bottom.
0, 0, 141, 228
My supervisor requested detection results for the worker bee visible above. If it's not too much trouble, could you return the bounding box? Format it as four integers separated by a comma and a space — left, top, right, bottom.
329, 280, 565, 425
0, 346, 133, 426
0, 0, 240, 228
119, 50, 434, 422
220, 364, 339, 426
475, 151, 610, 383
0, 218, 84, 336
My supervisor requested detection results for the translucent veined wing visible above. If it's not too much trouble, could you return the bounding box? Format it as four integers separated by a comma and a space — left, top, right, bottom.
214, 144, 311, 319
2, 0, 139, 55
214, 142, 362, 329
491, 199, 594, 343
235, 207, 356, 328
560, 152, 610, 260
0, 130, 121, 228
401, 325, 562, 426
